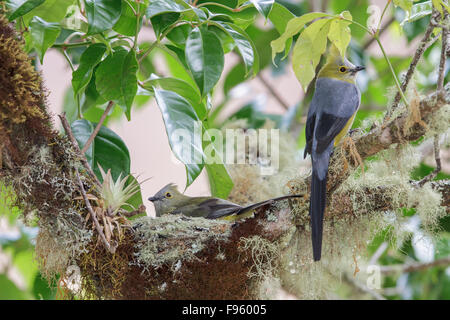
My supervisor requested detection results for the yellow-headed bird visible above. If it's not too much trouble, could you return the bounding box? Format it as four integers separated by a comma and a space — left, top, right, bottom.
304, 45, 365, 261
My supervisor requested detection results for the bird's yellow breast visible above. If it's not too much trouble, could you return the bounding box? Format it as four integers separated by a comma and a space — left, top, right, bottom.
334, 113, 356, 147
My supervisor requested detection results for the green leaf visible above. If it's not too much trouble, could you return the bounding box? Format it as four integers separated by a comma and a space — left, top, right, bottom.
22, 0, 75, 24
153, 88, 204, 187
166, 24, 192, 48
122, 174, 144, 213
150, 12, 180, 37
401, 1, 433, 26
267, 2, 295, 60
293, 18, 331, 91
209, 25, 236, 53
185, 26, 224, 95
327, 11, 352, 58
206, 11, 234, 23
393, 0, 414, 13
157, 44, 197, 88
270, 12, 329, 61
85, 0, 122, 35
142, 75, 206, 119
211, 22, 256, 75
13, 250, 38, 290
223, 63, 246, 96
95, 48, 138, 120
164, 44, 189, 69
29, 16, 61, 63
71, 119, 95, 167
205, 162, 234, 199
202, 121, 233, 198
32, 273, 56, 300
0, 275, 30, 299
145, 0, 187, 18
62, 87, 78, 123
93, 124, 131, 181
245, 25, 278, 70
250, 0, 274, 19
113, 0, 147, 36
71, 119, 131, 181
83, 71, 108, 109
267, 2, 296, 34
330, 0, 368, 40
7, 0, 45, 21
72, 44, 107, 97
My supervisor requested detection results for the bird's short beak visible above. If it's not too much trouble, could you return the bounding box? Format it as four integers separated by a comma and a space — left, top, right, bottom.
148, 196, 158, 202
354, 65, 365, 72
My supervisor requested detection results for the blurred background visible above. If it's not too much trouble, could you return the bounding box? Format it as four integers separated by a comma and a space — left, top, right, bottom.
1, 0, 449, 299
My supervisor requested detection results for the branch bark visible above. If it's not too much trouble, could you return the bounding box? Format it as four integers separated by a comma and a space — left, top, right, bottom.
59, 113, 101, 187
80, 100, 114, 154
379, 256, 450, 274
384, 17, 436, 121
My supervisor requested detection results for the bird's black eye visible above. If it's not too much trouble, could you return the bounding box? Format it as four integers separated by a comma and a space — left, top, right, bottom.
339, 66, 347, 73
165, 192, 172, 198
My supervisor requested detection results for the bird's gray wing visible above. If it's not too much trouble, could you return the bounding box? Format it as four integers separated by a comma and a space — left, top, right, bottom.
314, 113, 352, 154
173, 197, 242, 219
313, 79, 360, 154
304, 99, 317, 158
201, 198, 242, 219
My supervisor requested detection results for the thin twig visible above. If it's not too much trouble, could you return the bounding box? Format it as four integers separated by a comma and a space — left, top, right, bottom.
380, 256, 450, 274
424, 30, 442, 53
257, 73, 290, 110
342, 273, 386, 300
384, 19, 435, 122
416, 134, 442, 187
320, 0, 329, 13
368, 242, 388, 266
363, 16, 395, 50
75, 170, 116, 254
437, 17, 448, 100
81, 101, 114, 154
52, 41, 93, 49
120, 204, 146, 217
59, 113, 101, 187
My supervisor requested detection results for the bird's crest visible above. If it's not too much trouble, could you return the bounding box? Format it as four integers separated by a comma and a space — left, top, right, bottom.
326, 43, 344, 65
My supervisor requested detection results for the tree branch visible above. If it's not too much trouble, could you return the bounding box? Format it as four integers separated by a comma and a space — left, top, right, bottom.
81, 101, 114, 154
363, 16, 395, 50
384, 18, 435, 121
342, 273, 386, 300
379, 256, 450, 274
437, 18, 448, 99
416, 135, 442, 187
74, 169, 116, 254
59, 113, 101, 187
257, 73, 290, 110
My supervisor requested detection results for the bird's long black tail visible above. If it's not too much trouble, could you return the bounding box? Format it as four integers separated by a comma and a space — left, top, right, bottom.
237, 194, 304, 215
310, 171, 327, 261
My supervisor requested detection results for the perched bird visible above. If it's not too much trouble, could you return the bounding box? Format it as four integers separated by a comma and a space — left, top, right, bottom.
304, 45, 364, 261
148, 183, 303, 219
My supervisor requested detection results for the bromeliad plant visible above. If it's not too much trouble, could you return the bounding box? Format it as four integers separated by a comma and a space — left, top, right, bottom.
97, 165, 144, 215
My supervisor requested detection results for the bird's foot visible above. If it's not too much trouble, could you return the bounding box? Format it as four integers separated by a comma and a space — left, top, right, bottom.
341, 136, 365, 173
348, 128, 363, 137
